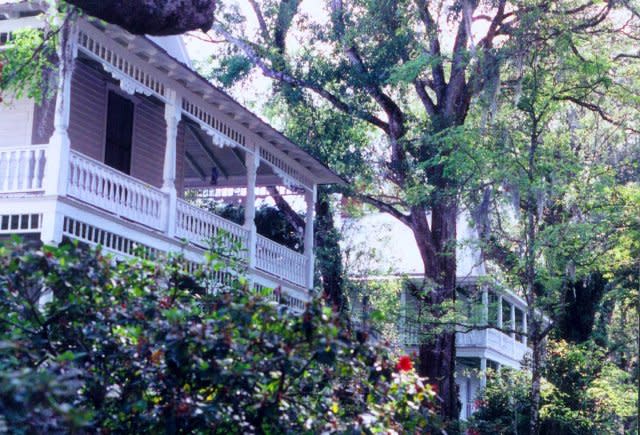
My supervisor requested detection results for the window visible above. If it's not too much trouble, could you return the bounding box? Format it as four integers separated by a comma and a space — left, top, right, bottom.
488, 291, 499, 327
502, 301, 512, 332
515, 307, 524, 342
104, 91, 134, 174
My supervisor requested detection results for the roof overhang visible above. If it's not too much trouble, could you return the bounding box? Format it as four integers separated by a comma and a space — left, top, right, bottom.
93, 20, 344, 186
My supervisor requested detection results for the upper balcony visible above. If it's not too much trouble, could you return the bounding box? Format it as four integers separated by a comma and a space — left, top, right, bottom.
399, 278, 530, 369
0, 11, 343, 310
0, 145, 309, 291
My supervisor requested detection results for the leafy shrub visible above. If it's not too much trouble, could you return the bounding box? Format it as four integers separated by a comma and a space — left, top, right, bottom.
0, 240, 440, 433
467, 340, 637, 435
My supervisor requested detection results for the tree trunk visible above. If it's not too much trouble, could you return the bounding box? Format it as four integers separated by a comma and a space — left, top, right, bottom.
314, 189, 349, 315
413, 200, 459, 422
529, 320, 543, 435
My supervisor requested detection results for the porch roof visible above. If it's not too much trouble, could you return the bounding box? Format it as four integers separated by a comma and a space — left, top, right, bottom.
94, 20, 344, 187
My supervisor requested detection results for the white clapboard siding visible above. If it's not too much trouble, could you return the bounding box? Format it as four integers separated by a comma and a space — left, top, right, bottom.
0, 97, 34, 148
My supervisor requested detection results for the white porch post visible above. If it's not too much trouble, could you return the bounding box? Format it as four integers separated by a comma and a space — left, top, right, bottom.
510, 303, 516, 339
482, 287, 489, 325
162, 90, 181, 237
480, 357, 487, 389
304, 185, 317, 289
497, 295, 503, 329
42, 15, 78, 244
523, 311, 528, 346
245, 149, 258, 270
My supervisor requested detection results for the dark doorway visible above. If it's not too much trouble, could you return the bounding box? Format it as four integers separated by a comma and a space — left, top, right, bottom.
104, 90, 134, 174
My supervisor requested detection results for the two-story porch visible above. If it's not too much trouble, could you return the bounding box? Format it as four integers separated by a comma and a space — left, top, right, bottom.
0, 6, 342, 310
398, 276, 530, 420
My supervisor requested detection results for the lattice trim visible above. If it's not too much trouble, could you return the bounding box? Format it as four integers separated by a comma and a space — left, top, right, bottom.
63, 216, 160, 259
182, 99, 246, 147
259, 147, 312, 190
0, 213, 42, 234
77, 30, 165, 97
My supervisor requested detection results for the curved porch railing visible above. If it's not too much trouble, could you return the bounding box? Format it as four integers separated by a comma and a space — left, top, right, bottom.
2, 146, 312, 291
255, 234, 307, 287
175, 198, 250, 259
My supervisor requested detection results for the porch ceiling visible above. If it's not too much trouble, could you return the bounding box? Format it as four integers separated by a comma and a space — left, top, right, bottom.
183, 120, 289, 189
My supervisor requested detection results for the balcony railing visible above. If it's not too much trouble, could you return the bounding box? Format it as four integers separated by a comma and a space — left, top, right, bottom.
175, 198, 250, 259
256, 234, 308, 288
0, 146, 310, 289
0, 146, 47, 193
68, 150, 165, 229
456, 328, 529, 362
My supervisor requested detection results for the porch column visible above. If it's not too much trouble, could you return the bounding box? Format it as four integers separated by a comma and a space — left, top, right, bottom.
510, 303, 516, 339
42, 15, 78, 244
162, 90, 181, 237
497, 295, 503, 329
304, 184, 317, 289
244, 149, 258, 270
45, 17, 78, 197
480, 357, 487, 389
482, 287, 489, 325
523, 311, 528, 346
400, 287, 407, 345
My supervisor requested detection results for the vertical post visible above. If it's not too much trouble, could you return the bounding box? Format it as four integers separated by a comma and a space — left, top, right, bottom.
40, 201, 65, 245
482, 286, 489, 325
45, 14, 78, 198
304, 184, 317, 289
162, 89, 181, 237
42, 12, 78, 245
244, 148, 258, 270
497, 295, 503, 329
480, 357, 487, 389
510, 303, 516, 339
523, 311, 528, 346
400, 287, 407, 345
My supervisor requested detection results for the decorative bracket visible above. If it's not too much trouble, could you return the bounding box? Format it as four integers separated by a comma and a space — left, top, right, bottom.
102, 63, 154, 97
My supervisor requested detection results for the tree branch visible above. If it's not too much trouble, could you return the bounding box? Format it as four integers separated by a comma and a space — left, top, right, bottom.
356, 194, 411, 226
414, 0, 447, 104
247, 0, 270, 42
267, 186, 305, 232
211, 23, 390, 132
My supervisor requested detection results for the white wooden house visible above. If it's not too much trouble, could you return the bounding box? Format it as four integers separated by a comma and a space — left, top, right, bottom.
0, 2, 342, 310
344, 212, 531, 420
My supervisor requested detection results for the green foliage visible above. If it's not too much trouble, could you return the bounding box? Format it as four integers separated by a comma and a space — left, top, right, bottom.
0, 240, 441, 433
0, 28, 57, 102
467, 368, 532, 435
468, 340, 638, 435
205, 54, 253, 88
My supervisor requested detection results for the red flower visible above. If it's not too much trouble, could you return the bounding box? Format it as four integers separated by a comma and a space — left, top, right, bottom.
430, 383, 439, 394
468, 429, 481, 435
396, 355, 413, 372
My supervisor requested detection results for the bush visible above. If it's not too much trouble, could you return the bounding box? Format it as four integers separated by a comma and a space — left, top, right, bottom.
467, 340, 637, 435
0, 240, 440, 433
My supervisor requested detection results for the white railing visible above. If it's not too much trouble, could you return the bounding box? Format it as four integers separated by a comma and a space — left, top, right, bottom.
175, 198, 250, 258
456, 328, 529, 362
255, 234, 307, 287
67, 150, 165, 229
0, 145, 313, 290
0, 146, 47, 193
